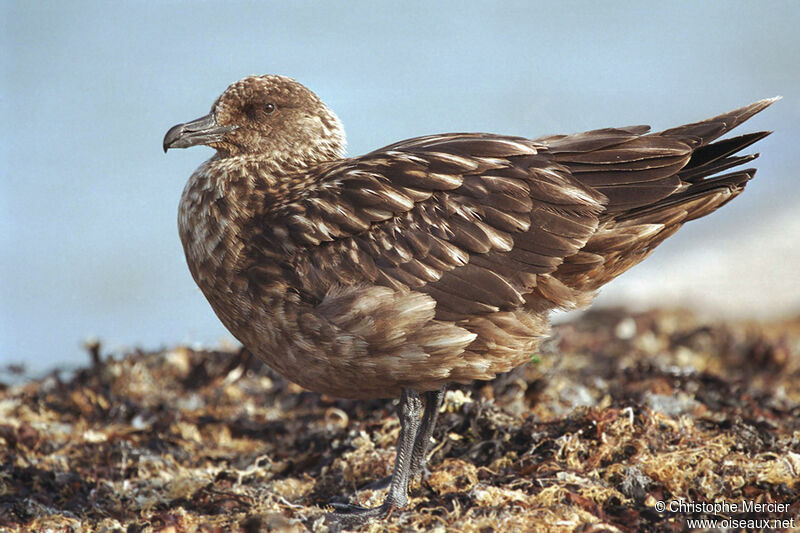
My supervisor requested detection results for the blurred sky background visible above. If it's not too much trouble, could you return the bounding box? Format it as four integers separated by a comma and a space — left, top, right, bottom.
2, 1, 799, 375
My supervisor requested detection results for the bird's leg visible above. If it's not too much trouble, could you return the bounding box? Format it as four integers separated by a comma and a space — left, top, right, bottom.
408, 386, 445, 481
325, 388, 422, 528
360, 386, 445, 491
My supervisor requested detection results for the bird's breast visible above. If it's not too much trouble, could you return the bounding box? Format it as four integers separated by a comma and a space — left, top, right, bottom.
178, 163, 257, 315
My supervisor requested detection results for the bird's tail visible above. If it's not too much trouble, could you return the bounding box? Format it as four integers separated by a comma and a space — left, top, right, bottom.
549, 98, 778, 299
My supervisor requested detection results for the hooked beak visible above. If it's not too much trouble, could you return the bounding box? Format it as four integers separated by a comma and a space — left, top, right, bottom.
163, 113, 237, 152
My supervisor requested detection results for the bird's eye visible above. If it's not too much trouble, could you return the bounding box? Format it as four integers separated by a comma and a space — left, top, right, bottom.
264, 103, 276, 114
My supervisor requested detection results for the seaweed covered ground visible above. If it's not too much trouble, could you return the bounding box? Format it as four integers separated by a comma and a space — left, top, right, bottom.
1, 308, 799, 532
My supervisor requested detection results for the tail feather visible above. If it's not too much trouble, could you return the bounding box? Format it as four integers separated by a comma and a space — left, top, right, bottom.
545, 98, 777, 303
684, 131, 770, 171
619, 168, 755, 223
679, 153, 758, 182
658, 97, 780, 147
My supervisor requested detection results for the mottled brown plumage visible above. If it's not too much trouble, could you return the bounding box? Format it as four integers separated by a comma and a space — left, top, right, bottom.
164, 75, 775, 527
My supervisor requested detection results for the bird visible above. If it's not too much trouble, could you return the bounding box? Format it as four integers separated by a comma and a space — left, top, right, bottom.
163, 74, 776, 529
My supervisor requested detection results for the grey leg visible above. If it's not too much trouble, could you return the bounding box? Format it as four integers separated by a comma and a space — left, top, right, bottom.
325, 389, 423, 529
361, 386, 446, 492
408, 387, 445, 480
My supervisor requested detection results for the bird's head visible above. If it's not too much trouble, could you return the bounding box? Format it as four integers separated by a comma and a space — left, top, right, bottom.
163, 75, 346, 163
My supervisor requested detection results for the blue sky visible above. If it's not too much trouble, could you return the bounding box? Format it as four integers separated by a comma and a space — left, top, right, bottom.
2, 1, 799, 373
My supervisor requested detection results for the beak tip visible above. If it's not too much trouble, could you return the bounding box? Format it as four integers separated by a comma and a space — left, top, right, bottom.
163, 122, 185, 153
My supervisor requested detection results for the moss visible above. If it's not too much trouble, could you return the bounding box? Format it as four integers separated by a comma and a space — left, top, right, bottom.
1, 308, 798, 532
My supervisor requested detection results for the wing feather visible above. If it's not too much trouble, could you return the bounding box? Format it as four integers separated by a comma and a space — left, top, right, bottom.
244, 99, 774, 319
250, 133, 604, 317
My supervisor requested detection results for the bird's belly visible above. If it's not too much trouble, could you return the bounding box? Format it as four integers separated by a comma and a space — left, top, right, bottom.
198, 281, 546, 399
204, 285, 444, 399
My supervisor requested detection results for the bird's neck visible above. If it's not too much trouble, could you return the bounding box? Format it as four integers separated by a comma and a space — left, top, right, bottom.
177, 154, 322, 339
177, 154, 332, 278
212, 152, 311, 177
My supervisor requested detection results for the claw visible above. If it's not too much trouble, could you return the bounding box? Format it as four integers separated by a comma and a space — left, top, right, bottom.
320, 388, 447, 529
325, 501, 396, 530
